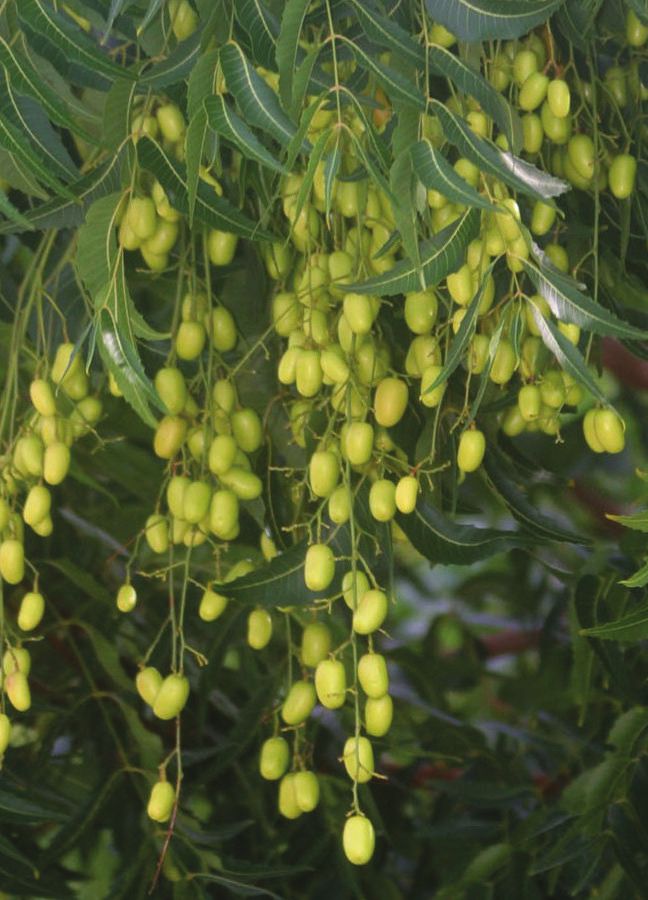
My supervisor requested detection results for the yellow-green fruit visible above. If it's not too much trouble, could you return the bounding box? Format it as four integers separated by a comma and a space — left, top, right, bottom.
309, 450, 339, 498
0, 713, 11, 754
272, 292, 301, 336
0, 498, 9, 532
315, 658, 346, 709
301, 622, 332, 668
447, 264, 475, 306
457, 429, 486, 473
502, 406, 527, 437
608, 154, 637, 200
167, 476, 190, 519
593, 409, 625, 453
231, 408, 263, 453
395, 475, 418, 514
0, 540, 24, 584
126, 197, 157, 240
208, 230, 238, 266
518, 384, 541, 421
357, 652, 389, 698
513, 49, 539, 86
321, 347, 350, 384
583, 408, 604, 452
17, 434, 44, 477
522, 113, 544, 154
353, 588, 388, 635
294, 771, 319, 812
343, 736, 374, 783
43, 442, 71, 486
219, 467, 262, 501
519, 71, 549, 111
247, 608, 272, 650
540, 371, 566, 409
175, 321, 206, 360
295, 350, 323, 398
5, 672, 30, 712
212, 378, 237, 413
343, 815, 375, 866
183, 481, 212, 525
627, 9, 648, 46
31, 516, 53, 538
29, 379, 57, 417
147, 780, 175, 823
278, 773, 302, 819
304, 543, 335, 592
143, 218, 178, 256
199, 588, 228, 622
145, 514, 169, 554
490, 340, 516, 385
369, 479, 396, 522
170, 0, 198, 40
3, 647, 30, 676
136, 667, 162, 706
155, 367, 187, 415
153, 416, 188, 459
23, 485, 51, 528
259, 736, 289, 781
209, 307, 237, 352
604, 66, 628, 107
209, 489, 239, 539
530, 201, 557, 236
51, 342, 82, 385
365, 694, 394, 737
207, 435, 236, 476
343, 422, 374, 466
328, 485, 350, 524
156, 103, 185, 142
567, 134, 595, 181
374, 377, 408, 427
540, 101, 571, 144
17, 591, 44, 632
404, 291, 438, 334
547, 79, 571, 118
342, 570, 370, 610
116, 583, 137, 613
153, 673, 190, 720
281, 680, 316, 725
420, 365, 446, 408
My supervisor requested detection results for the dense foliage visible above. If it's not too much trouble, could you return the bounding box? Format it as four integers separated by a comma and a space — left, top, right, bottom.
1, 0, 648, 896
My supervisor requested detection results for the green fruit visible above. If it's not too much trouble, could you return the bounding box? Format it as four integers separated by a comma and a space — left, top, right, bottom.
343, 815, 375, 866
126, 197, 157, 240
343, 736, 374, 783
219, 467, 262, 501
17, 591, 44, 631
16, 434, 44, 477
343, 422, 374, 466
522, 113, 544, 154
468, 334, 490, 374
336, 180, 360, 218
567, 134, 595, 181
212, 379, 237, 413
404, 290, 438, 334
365, 694, 393, 737
608, 154, 637, 199
540, 371, 566, 409
604, 66, 628, 108
281, 680, 316, 725
502, 405, 527, 437
374, 377, 408, 427
170, 0, 198, 40
23, 485, 51, 528
199, 588, 228, 622
3, 647, 30, 676
315, 658, 346, 709
43, 442, 71, 486
29, 379, 56, 417
183, 481, 212, 525
154, 416, 188, 459
147, 780, 175, 823
143, 219, 178, 256
295, 350, 323, 398
247, 608, 272, 649
0, 713, 11, 755
457, 429, 486, 473
342, 570, 369, 609
304, 543, 335, 592
231, 408, 263, 453
167, 476, 190, 520
153, 673, 190, 720
145, 514, 169, 554
513, 49, 539, 86
309, 450, 339, 498
278, 773, 302, 819
357, 652, 389, 698
547, 79, 571, 118
395, 475, 418, 514
51, 342, 82, 385
209, 307, 237, 351
583, 408, 604, 452
209, 489, 240, 539
369, 479, 396, 522
0, 540, 24, 584
5, 671, 30, 712
301, 622, 332, 667
155, 367, 187, 415
175, 321, 206, 360
627, 9, 648, 46
272, 292, 301, 336
156, 103, 185, 142
353, 588, 388, 635
294, 771, 319, 812
593, 409, 625, 453
518, 384, 541, 422
420, 365, 446, 408
116, 583, 137, 613
328, 485, 350, 524
447, 263, 475, 306
136, 667, 162, 706
490, 339, 516, 385
519, 71, 549, 111
540, 101, 572, 144
530, 201, 556, 236
208, 435, 237, 476
260, 736, 290, 780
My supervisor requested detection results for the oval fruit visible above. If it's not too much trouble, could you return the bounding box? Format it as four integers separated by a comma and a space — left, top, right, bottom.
583, 408, 605, 452
152, 673, 190, 720
231, 408, 263, 454
608, 154, 637, 200
219, 467, 263, 501
0, 713, 11, 755
395, 475, 418, 514
593, 409, 625, 453
281, 680, 316, 725
199, 588, 228, 622
457, 429, 486, 473
309, 450, 339, 498
519, 71, 549, 111
365, 694, 394, 737
374, 377, 408, 427
207, 230, 238, 267
342, 736, 374, 783
342, 570, 369, 610
547, 79, 571, 118
155, 367, 187, 415
278, 773, 302, 819
368, 479, 396, 522
294, 771, 319, 812
145, 514, 169, 554
209, 307, 237, 352
315, 658, 346, 709
295, 350, 323, 398
343, 815, 375, 865
23, 485, 51, 528
0, 540, 24, 584
147, 780, 175, 823
116, 583, 137, 613
260, 736, 289, 781
343, 422, 374, 466
304, 543, 335, 592
419, 365, 446, 408
153, 416, 187, 460
3, 647, 30, 676
43, 442, 71, 485
567, 134, 595, 182
209, 489, 239, 539
353, 589, 388, 635
136, 667, 163, 706
17, 591, 45, 631
404, 291, 438, 334
357, 653, 389, 699
301, 622, 332, 668
518, 384, 541, 422
247, 608, 272, 650
29, 379, 57, 417
5, 672, 30, 712
328, 485, 350, 524
175, 321, 206, 360
183, 481, 212, 525
156, 103, 185, 142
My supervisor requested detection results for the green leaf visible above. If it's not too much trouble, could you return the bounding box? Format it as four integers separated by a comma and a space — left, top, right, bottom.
410, 139, 497, 212
277, 0, 310, 109
390, 148, 421, 273
607, 510, 648, 532
140, 30, 202, 89
186, 105, 209, 226
47, 558, 113, 606
427, 45, 523, 154
342, 37, 425, 110
345, 207, 479, 295
523, 250, 648, 339
137, 0, 165, 35
136, 136, 275, 239
425, 0, 564, 41
204, 95, 287, 174
608, 707, 648, 752
396, 495, 532, 565
220, 42, 297, 147
580, 599, 648, 640
18, 0, 133, 86
76, 192, 122, 298
347, 0, 424, 68
620, 561, 648, 590
102, 77, 137, 152
290, 128, 331, 228
0, 786, 69, 824
224, 540, 324, 606
234, 0, 279, 69
431, 100, 568, 201
0, 188, 33, 231
188, 48, 220, 118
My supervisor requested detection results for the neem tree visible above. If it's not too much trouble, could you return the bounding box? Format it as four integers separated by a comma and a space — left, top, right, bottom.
1, 0, 648, 895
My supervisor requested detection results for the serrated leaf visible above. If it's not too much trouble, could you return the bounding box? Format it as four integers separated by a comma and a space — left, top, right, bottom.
555, 0, 603, 48
390, 148, 421, 272
188, 48, 220, 118
348, 0, 424, 68
220, 41, 297, 147
345, 206, 479, 295
607, 510, 648, 532
425, 0, 564, 41
396, 495, 532, 566
427, 45, 523, 154
523, 250, 648, 340
204, 94, 287, 174
277, 0, 310, 109
18, 0, 133, 87
467, 319, 504, 422
343, 37, 425, 110
102, 77, 136, 152
580, 598, 648, 639
76, 192, 123, 298
431, 100, 568, 201
289, 128, 330, 227
234, 0, 279, 69
137, 136, 274, 239
620, 560, 648, 590
140, 29, 202, 89
0, 101, 73, 199
410, 139, 497, 212
186, 105, 209, 226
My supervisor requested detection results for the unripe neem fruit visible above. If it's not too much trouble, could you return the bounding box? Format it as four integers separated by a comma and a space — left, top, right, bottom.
369, 479, 396, 522
199, 588, 228, 622
23, 485, 51, 528
212, 378, 236, 413
51, 343, 82, 385
209, 489, 239, 539
5, 671, 30, 712
395, 475, 418, 514
208, 435, 237, 476
519, 71, 549, 111
295, 350, 323, 398
16, 434, 44, 477
116, 583, 137, 613
583, 408, 604, 452
209, 307, 238, 352
328, 485, 350, 524
593, 409, 625, 453
30, 379, 57, 417
608, 154, 637, 200
627, 9, 648, 46
419, 365, 446, 408
281, 680, 316, 725
457, 429, 486, 473
540, 371, 566, 409
17, 591, 45, 632
247, 608, 272, 649
304, 543, 335, 592
343, 815, 375, 866
343, 736, 374, 783
518, 384, 541, 422
294, 771, 320, 812
136, 667, 163, 706
315, 658, 346, 709
259, 736, 290, 781
43, 442, 71, 485
207, 230, 238, 266
3, 647, 30, 676
156, 103, 185, 142
175, 321, 206, 360
154, 416, 187, 460
145, 514, 169, 554
309, 450, 339, 498
365, 694, 394, 737
353, 588, 388, 635
357, 652, 389, 698
219, 467, 263, 501
547, 79, 571, 118
278, 773, 302, 819
147, 780, 175, 823
167, 476, 190, 519
155, 367, 187, 415
374, 377, 408, 427
153, 673, 190, 720
0, 713, 11, 754
343, 422, 374, 466
343, 293, 377, 335
31, 515, 53, 538
342, 570, 369, 609
530, 200, 557, 236
301, 622, 332, 668
231, 408, 263, 453
567, 134, 595, 182
0, 540, 24, 584
490, 339, 516, 385
183, 481, 212, 525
